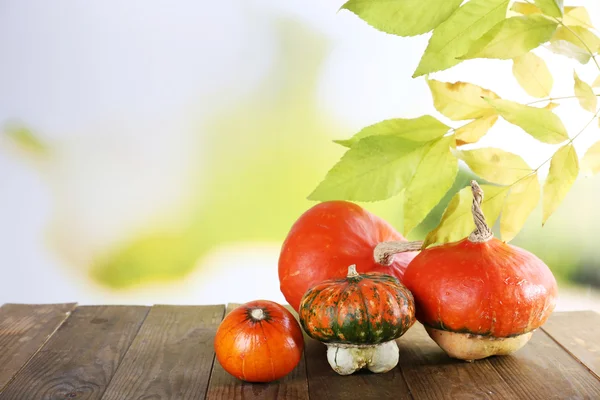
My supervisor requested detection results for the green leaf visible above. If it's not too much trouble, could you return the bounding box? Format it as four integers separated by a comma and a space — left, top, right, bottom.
485, 98, 569, 144
428, 79, 500, 121
404, 135, 458, 234
341, 0, 463, 37
413, 0, 510, 77
543, 144, 579, 224
581, 141, 600, 176
512, 52, 553, 98
335, 116, 449, 148
563, 7, 594, 29
460, 16, 558, 60
423, 184, 509, 248
500, 173, 540, 242
573, 71, 598, 113
534, 0, 563, 18
309, 136, 427, 201
455, 114, 498, 146
457, 147, 532, 185
548, 26, 600, 63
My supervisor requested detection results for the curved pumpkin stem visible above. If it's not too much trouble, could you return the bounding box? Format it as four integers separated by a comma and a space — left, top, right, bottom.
347, 264, 360, 278
373, 241, 423, 266
468, 180, 493, 243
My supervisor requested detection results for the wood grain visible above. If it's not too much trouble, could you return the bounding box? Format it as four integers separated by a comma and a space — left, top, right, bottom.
0, 303, 76, 390
0, 305, 148, 400
205, 303, 309, 400
398, 323, 518, 400
489, 328, 600, 399
541, 311, 600, 379
100, 304, 225, 400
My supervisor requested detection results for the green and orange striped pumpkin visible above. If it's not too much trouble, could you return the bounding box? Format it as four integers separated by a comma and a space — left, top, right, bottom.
299, 265, 416, 345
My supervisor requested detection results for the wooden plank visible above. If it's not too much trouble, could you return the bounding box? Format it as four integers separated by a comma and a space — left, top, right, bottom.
100, 304, 224, 400
541, 311, 600, 379
0, 305, 148, 400
398, 323, 518, 400
0, 303, 76, 390
489, 328, 600, 399
205, 303, 309, 400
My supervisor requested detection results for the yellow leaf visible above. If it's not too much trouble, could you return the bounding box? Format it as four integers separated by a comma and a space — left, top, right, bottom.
552, 26, 600, 54
563, 7, 594, 29
455, 114, 498, 145
510, 2, 541, 15
403, 135, 458, 234
457, 148, 532, 185
512, 52, 553, 98
500, 174, 540, 242
485, 98, 568, 144
544, 102, 560, 110
423, 184, 508, 247
593, 75, 600, 88
543, 144, 579, 224
428, 79, 500, 121
533, 0, 563, 18
573, 71, 598, 113
581, 141, 600, 176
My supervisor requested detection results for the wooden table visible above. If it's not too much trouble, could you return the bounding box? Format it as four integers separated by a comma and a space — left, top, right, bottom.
0, 304, 598, 400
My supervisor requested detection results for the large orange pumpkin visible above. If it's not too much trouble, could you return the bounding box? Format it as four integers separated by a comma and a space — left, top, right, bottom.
279, 200, 419, 311
299, 265, 415, 375
398, 181, 558, 361
214, 300, 304, 382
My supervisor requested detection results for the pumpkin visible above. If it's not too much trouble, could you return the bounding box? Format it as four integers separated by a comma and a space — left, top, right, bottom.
389, 181, 558, 361
214, 300, 304, 382
299, 265, 415, 375
279, 200, 420, 311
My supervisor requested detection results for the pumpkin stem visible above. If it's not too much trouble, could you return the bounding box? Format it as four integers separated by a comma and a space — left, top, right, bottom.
347, 265, 360, 278
250, 308, 266, 321
468, 180, 493, 243
373, 241, 423, 266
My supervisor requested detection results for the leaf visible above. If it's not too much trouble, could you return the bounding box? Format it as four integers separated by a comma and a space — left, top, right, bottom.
581, 141, 600, 176
460, 16, 558, 60
546, 39, 591, 64
594, 75, 600, 88
428, 79, 500, 121
403, 135, 458, 234
542, 144, 579, 224
500, 173, 540, 242
309, 136, 427, 201
423, 184, 509, 247
413, 0, 510, 77
341, 0, 463, 37
563, 7, 594, 29
550, 26, 600, 56
4, 125, 48, 155
485, 98, 568, 144
573, 71, 598, 113
534, 0, 563, 18
512, 52, 553, 98
544, 102, 560, 110
510, 2, 541, 15
457, 147, 532, 185
335, 116, 449, 148
455, 114, 498, 146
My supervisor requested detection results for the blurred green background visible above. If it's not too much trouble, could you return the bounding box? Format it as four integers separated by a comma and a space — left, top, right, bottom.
0, 0, 598, 309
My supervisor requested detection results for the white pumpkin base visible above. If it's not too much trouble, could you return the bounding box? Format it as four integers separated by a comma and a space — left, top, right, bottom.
425, 327, 534, 362
325, 340, 399, 375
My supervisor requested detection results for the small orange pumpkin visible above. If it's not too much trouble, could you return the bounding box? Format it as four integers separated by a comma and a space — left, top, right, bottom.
214, 300, 304, 382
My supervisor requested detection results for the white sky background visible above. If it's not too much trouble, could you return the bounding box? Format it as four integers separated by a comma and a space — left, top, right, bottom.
0, 0, 599, 306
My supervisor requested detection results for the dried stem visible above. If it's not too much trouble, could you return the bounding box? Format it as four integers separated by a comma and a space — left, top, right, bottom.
373, 240, 423, 266
468, 180, 493, 243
